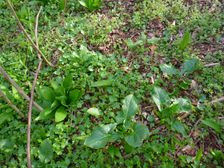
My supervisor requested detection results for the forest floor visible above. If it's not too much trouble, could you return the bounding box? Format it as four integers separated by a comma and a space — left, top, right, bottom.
0, 0, 224, 167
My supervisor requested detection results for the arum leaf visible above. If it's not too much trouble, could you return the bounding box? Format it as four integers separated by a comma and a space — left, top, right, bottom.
122, 94, 138, 120
202, 119, 222, 133
125, 123, 149, 148
55, 107, 67, 122
181, 58, 199, 75
84, 124, 118, 149
174, 98, 192, 112
160, 64, 179, 76
87, 107, 101, 117
151, 87, 171, 111
171, 120, 187, 136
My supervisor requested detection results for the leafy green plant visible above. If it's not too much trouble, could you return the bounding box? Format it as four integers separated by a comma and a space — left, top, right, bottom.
36, 75, 82, 122
84, 94, 149, 149
79, 0, 102, 11
151, 86, 192, 136
160, 58, 200, 77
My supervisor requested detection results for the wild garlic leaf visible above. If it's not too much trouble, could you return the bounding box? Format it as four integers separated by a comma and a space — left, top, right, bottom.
55, 107, 67, 122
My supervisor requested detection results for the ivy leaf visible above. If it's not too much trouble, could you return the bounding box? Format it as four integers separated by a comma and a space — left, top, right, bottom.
91, 80, 113, 87
160, 64, 179, 76
151, 87, 171, 111
181, 58, 199, 75
202, 119, 222, 133
84, 124, 118, 149
125, 123, 149, 148
39, 139, 53, 161
122, 94, 138, 121
171, 120, 187, 136
39, 87, 55, 102
87, 107, 101, 117
55, 107, 67, 122
178, 31, 191, 50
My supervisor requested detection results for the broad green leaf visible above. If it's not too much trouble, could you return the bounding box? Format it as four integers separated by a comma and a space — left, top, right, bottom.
0, 139, 13, 149
91, 80, 113, 87
0, 112, 12, 125
87, 107, 101, 117
51, 80, 60, 91
39, 87, 55, 102
79, 0, 87, 7
122, 94, 138, 121
56, 96, 67, 107
171, 120, 187, 136
159, 103, 180, 119
125, 123, 149, 148
108, 146, 121, 158
84, 124, 118, 149
50, 100, 60, 110
35, 108, 54, 121
59, 0, 65, 10
151, 87, 171, 111
174, 98, 192, 112
160, 64, 179, 76
68, 89, 82, 106
63, 75, 73, 90
178, 31, 191, 50
181, 58, 199, 75
202, 119, 222, 133
55, 107, 67, 122
39, 139, 53, 161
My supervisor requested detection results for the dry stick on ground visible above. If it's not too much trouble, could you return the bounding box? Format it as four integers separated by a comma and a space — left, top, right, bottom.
27, 6, 43, 168
0, 66, 43, 112
6, 0, 54, 67
0, 88, 24, 118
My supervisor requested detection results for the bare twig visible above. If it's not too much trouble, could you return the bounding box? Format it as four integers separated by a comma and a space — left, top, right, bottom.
6, 0, 54, 67
210, 96, 224, 104
0, 66, 43, 112
204, 62, 220, 67
0, 88, 24, 118
27, 7, 43, 168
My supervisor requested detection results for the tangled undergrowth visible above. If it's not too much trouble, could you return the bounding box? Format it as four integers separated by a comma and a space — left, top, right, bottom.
0, 0, 224, 167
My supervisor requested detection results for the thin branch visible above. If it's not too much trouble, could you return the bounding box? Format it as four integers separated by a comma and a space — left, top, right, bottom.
6, 0, 54, 67
0, 66, 43, 112
204, 62, 220, 67
27, 6, 43, 168
210, 96, 224, 104
0, 88, 24, 118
